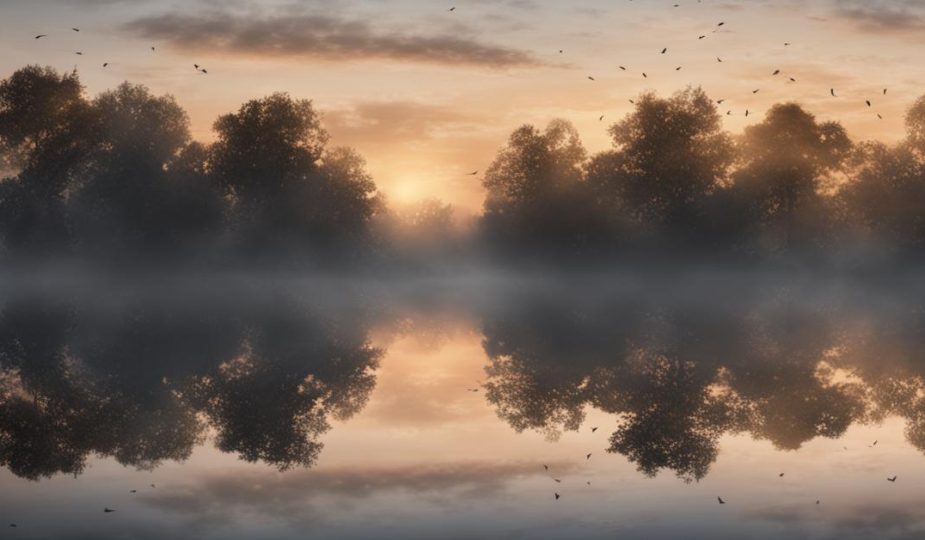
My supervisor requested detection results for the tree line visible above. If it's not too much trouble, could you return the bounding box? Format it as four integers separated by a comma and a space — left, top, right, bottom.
4, 65, 925, 267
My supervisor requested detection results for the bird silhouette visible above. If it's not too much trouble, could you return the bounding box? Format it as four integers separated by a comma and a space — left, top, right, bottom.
103, 62, 109, 67
543, 464, 549, 471
448, 6, 456, 11
618, 66, 626, 71
554, 479, 562, 483
466, 171, 478, 176
831, 88, 837, 97
9, 524, 17, 528
588, 76, 595, 81
130, 490, 137, 493
772, 70, 780, 75
104, 508, 115, 513
779, 473, 785, 477
717, 497, 726, 504
555, 493, 560, 500
35, 34, 47, 39
586, 453, 592, 460
599, 115, 605, 121
661, 48, 668, 54
72, 28, 80, 32
888, 476, 897, 482
591, 427, 598, 433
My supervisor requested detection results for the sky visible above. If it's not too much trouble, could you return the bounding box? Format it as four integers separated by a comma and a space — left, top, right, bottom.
1, 0, 924, 212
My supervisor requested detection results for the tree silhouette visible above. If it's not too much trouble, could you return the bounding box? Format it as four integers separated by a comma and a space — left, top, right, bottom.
587, 88, 734, 241
731, 103, 851, 254
211, 93, 378, 257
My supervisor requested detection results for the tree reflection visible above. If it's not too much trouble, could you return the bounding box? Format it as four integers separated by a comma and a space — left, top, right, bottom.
0, 291, 380, 479
480, 285, 924, 481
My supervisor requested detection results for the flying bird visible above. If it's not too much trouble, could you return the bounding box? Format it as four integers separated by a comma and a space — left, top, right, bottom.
586, 453, 592, 460
544, 464, 549, 471
599, 115, 605, 121
75, 51, 82, 55
773, 70, 780, 75
779, 473, 785, 477
716, 57, 723, 63
9, 524, 16, 528
883, 88, 888, 95
554, 479, 562, 483
104, 508, 115, 513
588, 76, 595, 81
753, 89, 760, 94
150, 46, 156, 52
35, 34, 47, 39
151, 484, 156, 488
789, 77, 796, 82
591, 427, 598, 433
831, 88, 837, 97
72, 27, 79, 32
618, 66, 626, 71
103, 63, 108, 67
888, 476, 897, 482
661, 48, 668, 54
745, 110, 750, 117
717, 22, 725, 26
866, 100, 872, 107
717, 497, 726, 504
448, 6, 455, 11
878, 114, 883, 119
130, 489, 137, 493
466, 171, 478, 176
555, 493, 560, 500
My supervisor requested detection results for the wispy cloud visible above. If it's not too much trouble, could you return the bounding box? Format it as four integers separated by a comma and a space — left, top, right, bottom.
122, 11, 544, 68
832, 0, 925, 33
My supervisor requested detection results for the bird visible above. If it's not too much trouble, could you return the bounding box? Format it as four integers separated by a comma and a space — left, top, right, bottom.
745, 109, 750, 117
558, 50, 563, 54
554, 479, 562, 483
586, 453, 592, 460
716, 57, 723, 63
878, 114, 883, 119
717, 99, 725, 104
676, 66, 682, 71
150, 46, 156, 52
784, 42, 791, 46
102, 63, 109, 67
194, 64, 200, 69
104, 508, 115, 513
629, 99, 635, 104
866, 100, 872, 107
883, 88, 888, 95
599, 115, 605, 121
72, 27, 80, 32
772, 70, 780, 75
753, 89, 760, 94
555, 493, 560, 500
448, 6, 455, 11
591, 427, 598, 433
831, 88, 837, 97
466, 171, 478, 176
587, 481, 592, 486
717, 497, 726, 504
150, 484, 156, 488
199, 68, 208, 74
35, 34, 47, 39
789, 77, 796, 82
9, 524, 17, 528
888, 476, 897, 482
618, 66, 626, 71
779, 473, 785, 477
816, 500, 820, 505
661, 48, 668, 54
75, 51, 83, 55
130, 489, 137, 493
872, 440, 878, 447
588, 76, 596, 81
717, 22, 725, 27
698, 35, 706, 40
544, 464, 549, 471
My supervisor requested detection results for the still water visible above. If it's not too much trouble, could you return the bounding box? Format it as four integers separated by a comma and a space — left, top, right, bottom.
2, 270, 925, 539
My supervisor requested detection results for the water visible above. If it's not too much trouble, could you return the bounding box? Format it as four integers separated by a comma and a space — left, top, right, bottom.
2, 269, 925, 539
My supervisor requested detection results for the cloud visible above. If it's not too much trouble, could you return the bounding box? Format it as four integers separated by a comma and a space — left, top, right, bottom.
138, 460, 576, 528
122, 11, 544, 68
832, 0, 925, 33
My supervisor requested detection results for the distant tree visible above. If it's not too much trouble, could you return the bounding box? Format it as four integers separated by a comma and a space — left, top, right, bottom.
731, 103, 851, 254
587, 88, 734, 241
839, 98, 925, 255
481, 119, 606, 253
70, 83, 223, 257
0, 66, 94, 253
210, 93, 378, 256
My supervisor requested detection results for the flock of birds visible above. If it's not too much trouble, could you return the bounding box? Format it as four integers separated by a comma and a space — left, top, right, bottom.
32, 29, 207, 74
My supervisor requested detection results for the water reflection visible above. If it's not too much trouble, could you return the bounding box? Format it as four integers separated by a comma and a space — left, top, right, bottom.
3, 275, 925, 487
479, 280, 925, 481
0, 287, 381, 479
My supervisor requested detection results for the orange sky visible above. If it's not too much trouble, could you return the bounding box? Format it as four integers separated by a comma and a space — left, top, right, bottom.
2, 0, 924, 212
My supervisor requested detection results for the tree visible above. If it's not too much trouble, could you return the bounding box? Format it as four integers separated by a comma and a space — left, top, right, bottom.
210, 93, 378, 256
587, 88, 734, 240
731, 103, 851, 254
0, 66, 94, 253
481, 119, 605, 253
70, 83, 223, 257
